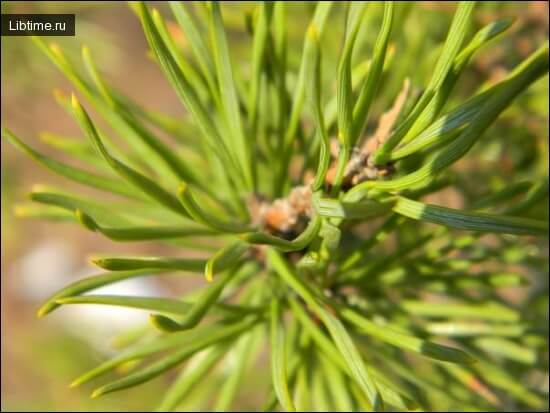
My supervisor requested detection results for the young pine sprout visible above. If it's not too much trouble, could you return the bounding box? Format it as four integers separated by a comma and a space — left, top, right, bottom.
4, 1, 549, 411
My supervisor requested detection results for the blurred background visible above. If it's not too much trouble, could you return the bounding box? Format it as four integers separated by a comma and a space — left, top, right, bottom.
1, 1, 548, 411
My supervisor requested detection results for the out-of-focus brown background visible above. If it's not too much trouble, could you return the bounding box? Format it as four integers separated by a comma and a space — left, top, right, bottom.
1, 1, 548, 411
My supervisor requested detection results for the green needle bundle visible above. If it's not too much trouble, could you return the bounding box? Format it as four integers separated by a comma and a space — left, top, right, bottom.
4, 1, 548, 411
